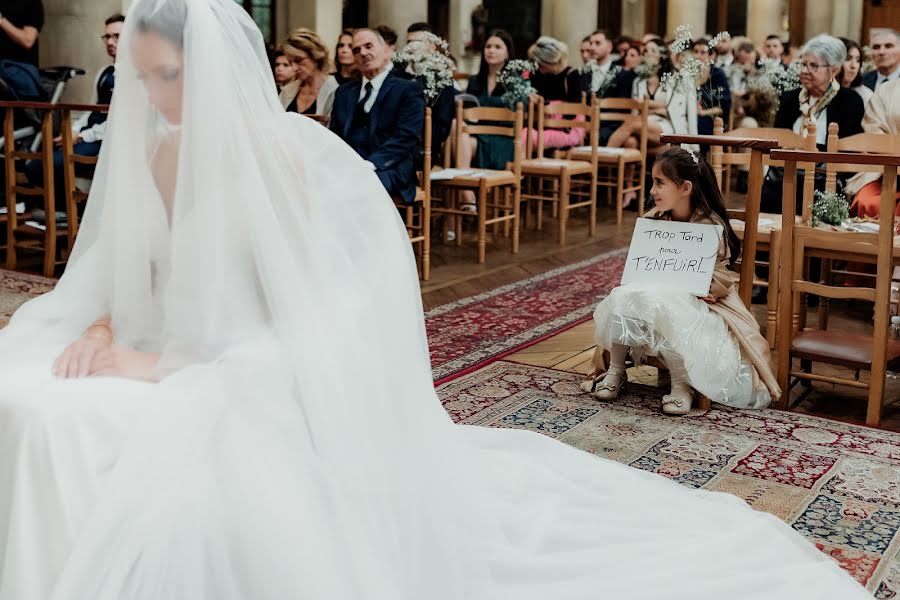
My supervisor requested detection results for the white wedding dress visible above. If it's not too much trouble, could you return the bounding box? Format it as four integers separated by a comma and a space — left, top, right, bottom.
0, 1, 871, 598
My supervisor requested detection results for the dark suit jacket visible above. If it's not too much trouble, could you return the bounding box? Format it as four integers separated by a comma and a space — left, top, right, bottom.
862, 70, 877, 91
331, 74, 425, 203
774, 86, 864, 148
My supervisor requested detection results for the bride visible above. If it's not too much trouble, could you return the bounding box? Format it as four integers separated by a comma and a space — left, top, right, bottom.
0, 1, 871, 598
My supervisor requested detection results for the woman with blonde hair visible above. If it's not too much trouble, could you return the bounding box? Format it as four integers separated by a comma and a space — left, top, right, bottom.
525, 36, 586, 150
279, 28, 339, 121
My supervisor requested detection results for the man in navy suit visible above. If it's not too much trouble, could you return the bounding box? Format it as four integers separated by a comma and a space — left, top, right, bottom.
862, 30, 899, 92
330, 28, 424, 204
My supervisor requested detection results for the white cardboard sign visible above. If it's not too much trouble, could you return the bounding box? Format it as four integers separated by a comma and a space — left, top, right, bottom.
620, 217, 724, 296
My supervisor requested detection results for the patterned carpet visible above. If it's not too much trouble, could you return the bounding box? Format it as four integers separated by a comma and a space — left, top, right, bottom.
438, 360, 900, 596
0, 270, 55, 328
426, 248, 626, 383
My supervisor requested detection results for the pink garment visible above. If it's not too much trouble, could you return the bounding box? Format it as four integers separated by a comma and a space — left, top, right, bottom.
521, 101, 586, 150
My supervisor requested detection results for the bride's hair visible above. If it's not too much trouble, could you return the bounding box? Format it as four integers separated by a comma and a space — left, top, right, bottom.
132, 0, 187, 47
654, 147, 741, 267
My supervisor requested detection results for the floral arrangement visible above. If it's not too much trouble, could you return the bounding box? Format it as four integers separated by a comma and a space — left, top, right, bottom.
861, 45, 876, 75
708, 31, 731, 52
498, 59, 536, 109
761, 58, 801, 95
810, 190, 850, 227
633, 61, 654, 79
393, 32, 455, 106
582, 62, 622, 97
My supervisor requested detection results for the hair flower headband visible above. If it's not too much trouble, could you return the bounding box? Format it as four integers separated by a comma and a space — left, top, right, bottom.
683, 146, 700, 164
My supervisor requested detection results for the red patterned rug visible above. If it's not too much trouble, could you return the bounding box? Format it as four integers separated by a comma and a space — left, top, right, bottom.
426, 248, 626, 383
438, 360, 900, 596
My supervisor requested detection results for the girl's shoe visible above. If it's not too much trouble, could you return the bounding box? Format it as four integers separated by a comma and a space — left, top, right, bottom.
590, 372, 625, 401
662, 385, 693, 415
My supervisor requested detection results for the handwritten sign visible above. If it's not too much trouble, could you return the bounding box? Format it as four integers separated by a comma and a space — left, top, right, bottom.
620, 217, 724, 296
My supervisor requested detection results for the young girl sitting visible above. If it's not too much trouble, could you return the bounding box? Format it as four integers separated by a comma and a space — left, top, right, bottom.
587, 147, 779, 414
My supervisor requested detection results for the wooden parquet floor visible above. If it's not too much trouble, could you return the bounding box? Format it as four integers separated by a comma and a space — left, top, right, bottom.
421, 204, 900, 432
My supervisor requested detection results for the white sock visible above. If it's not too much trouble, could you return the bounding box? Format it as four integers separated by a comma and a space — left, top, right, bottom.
604, 343, 628, 383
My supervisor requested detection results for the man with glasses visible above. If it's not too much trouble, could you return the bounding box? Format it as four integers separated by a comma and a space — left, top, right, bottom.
24, 14, 124, 216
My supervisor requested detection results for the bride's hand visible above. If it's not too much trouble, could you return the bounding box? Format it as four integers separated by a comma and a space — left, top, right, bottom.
53, 336, 112, 379
89, 346, 161, 382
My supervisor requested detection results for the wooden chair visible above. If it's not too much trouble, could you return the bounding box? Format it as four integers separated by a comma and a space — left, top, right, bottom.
431, 101, 523, 264
775, 148, 900, 427
2, 100, 70, 277
707, 117, 818, 347
569, 97, 649, 225
519, 96, 599, 245
59, 103, 108, 252
816, 124, 900, 329
393, 107, 432, 281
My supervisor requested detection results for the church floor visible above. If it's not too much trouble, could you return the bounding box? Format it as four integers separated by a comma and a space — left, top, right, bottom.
422, 204, 900, 432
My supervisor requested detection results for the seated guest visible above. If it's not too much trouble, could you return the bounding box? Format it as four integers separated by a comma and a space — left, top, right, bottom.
587, 29, 615, 76
838, 38, 872, 106
846, 80, 900, 218
611, 36, 632, 66
279, 28, 339, 122
526, 36, 586, 150
714, 35, 733, 69
330, 28, 425, 204
763, 34, 787, 68
774, 34, 864, 148
332, 29, 359, 85
456, 29, 516, 211
692, 38, 731, 136
862, 30, 899, 91
622, 45, 641, 70
272, 49, 295, 92
376, 24, 398, 54
578, 36, 592, 66
729, 40, 758, 94
608, 37, 696, 149
24, 13, 121, 214
763, 34, 865, 213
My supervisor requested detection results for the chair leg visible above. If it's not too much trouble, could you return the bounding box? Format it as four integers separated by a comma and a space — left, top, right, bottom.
818, 259, 831, 330
616, 160, 625, 225
558, 172, 570, 246
588, 172, 598, 238
477, 181, 488, 264
512, 183, 521, 254
766, 236, 781, 350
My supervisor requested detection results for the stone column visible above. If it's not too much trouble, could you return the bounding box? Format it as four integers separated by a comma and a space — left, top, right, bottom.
278, 0, 342, 51
747, 0, 786, 48
367, 0, 427, 42
41, 0, 129, 103
621, 0, 646, 40
666, 0, 707, 38
829, 0, 863, 41
803, 1, 832, 43
448, 0, 482, 74
541, 0, 598, 67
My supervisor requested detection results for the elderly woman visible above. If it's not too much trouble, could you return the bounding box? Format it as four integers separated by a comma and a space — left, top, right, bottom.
278, 28, 339, 121
774, 34, 864, 148
763, 34, 865, 213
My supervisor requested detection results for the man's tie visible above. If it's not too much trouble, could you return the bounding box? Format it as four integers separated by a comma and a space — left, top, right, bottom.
357, 82, 374, 113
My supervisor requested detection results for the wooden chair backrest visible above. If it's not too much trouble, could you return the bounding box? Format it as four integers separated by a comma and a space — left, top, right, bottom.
711, 116, 818, 221
455, 99, 524, 177
597, 96, 650, 160
532, 96, 600, 162
58, 104, 109, 249
824, 122, 900, 193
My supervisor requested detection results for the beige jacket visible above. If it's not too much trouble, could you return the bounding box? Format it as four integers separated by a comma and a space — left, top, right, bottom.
844, 80, 900, 196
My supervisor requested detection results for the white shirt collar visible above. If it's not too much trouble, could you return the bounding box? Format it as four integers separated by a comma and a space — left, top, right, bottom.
362, 65, 391, 94
877, 64, 900, 85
